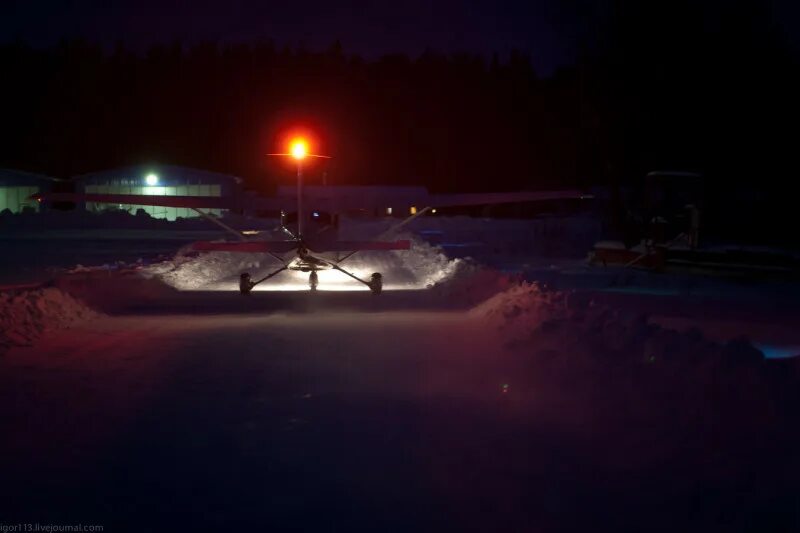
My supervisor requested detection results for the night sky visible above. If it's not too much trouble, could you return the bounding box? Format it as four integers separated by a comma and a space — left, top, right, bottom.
3, 1, 799, 75
0, 1, 660, 75
3, 0, 799, 74
2, 0, 799, 205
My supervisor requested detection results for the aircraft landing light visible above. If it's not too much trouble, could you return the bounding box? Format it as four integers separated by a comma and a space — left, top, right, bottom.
186, 267, 422, 292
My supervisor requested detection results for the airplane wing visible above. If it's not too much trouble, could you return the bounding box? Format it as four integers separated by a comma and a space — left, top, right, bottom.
34, 188, 589, 213
191, 241, 298, 253
271, 187, 589, 212
33, 192, 288, 211
191, 240, 411, 254
426, 189, 589, 208
308, 240, 411, 252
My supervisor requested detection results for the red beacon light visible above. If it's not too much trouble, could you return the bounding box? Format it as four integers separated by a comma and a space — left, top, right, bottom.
290, 139, 308, 160
267, 137, 329, 161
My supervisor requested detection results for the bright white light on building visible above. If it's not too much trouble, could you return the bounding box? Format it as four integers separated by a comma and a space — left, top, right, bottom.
145, 173, 159, 186
431, 208, 437, 214
386, 207, 392, 215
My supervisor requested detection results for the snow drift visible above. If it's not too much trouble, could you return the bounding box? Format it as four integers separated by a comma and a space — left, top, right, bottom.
145, 234, 472, 292
472, 280, 771, 366
0, 286, 100, 355
468, 281, 800, 471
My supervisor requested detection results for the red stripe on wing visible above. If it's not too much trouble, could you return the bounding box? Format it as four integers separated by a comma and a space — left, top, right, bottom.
309, 240, 411, 252
192, 241, 298, 253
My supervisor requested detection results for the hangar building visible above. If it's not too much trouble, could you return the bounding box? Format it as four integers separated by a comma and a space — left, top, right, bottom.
73, 165, 243, 221
0, 168, 56, 214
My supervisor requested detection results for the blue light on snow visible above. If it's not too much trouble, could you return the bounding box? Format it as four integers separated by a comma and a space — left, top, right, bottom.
753, 343, 800, 359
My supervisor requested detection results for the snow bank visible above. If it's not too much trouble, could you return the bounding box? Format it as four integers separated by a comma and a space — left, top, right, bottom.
469, 282, 797, 469
475, 287, 784, 403
425, 262, 520, 306
350, 233, 467, 288
472, 280, 770, 366
0, 287, 100, 355
144, 245, 266, 291
470, 282, 571, 336
142, 230, 535, 304
145, 234, 473, 292
472, 280, 779, 381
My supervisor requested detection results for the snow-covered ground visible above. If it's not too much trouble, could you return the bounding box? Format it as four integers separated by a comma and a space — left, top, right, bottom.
2, 211, 799, 355
0, 286, 100, 355
2, 213, 800, 530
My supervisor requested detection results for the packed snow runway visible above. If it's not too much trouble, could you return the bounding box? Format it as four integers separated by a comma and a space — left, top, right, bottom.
3, 295, 798, 532
2, 217, 800, 531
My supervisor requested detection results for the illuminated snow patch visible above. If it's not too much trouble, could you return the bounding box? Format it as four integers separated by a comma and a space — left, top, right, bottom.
146, 235, 465, 292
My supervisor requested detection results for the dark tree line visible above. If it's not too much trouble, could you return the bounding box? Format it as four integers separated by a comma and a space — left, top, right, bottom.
0, 40, 578, 194
1, 0, 797, 208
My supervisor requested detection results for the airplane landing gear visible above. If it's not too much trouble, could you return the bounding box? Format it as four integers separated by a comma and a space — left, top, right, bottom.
368, 272, 383, 295
330, 264, 383, 294
309, 271, 318, 291
240, 272, 255, 295
239, 265, 288, 295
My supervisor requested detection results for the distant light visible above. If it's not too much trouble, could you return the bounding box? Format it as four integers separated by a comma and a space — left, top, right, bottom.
145, 173, 159, 186
386, 207, 393, 215
312, 211, 320, 218
290, 139, 308, 160
431, 208, 437, 214
410, 206, 417, 215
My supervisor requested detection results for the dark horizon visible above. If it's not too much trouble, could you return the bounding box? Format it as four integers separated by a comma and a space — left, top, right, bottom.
1, 0, 799, 246
3, 0, 799, 76
0, 0, 594, 76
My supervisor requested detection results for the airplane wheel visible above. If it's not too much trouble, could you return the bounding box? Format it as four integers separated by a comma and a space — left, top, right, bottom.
309, 271, 319, 291
368, 272, 383, 295
240, 272, 254, 295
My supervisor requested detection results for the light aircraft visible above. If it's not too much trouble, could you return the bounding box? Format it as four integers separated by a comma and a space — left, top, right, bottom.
36, 140, 589, 294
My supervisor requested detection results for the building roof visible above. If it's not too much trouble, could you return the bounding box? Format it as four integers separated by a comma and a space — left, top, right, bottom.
0, 168, 58, 185
72, 164, 244, 185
